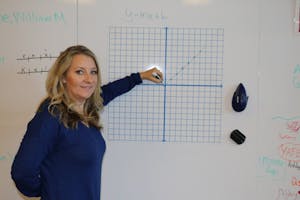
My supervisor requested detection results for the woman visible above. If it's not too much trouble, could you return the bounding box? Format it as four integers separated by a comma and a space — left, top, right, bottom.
11, 45, 163, 200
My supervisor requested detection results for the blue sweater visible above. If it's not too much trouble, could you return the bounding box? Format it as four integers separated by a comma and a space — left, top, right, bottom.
11, 73, 142, 200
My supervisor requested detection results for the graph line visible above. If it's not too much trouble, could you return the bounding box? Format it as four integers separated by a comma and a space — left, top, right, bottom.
163, 27, 168, 142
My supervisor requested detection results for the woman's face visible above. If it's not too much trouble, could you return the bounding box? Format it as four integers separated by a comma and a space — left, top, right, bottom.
64, 54, 98, 104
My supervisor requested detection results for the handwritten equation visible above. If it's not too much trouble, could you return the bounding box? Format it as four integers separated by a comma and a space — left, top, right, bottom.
273, 116, 300, 163
276, 187, 300, 200
276, 176, 300, 200
17, 52, 57, 62
123, 8, 168, 22
16, 50, 57, 75
272, 116, 300, 199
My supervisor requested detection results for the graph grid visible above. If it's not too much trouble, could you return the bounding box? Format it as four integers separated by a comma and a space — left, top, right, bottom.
107, 26, 224, 143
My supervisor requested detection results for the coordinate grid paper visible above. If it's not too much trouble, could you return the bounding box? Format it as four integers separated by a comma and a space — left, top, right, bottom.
107, 26, 224, 143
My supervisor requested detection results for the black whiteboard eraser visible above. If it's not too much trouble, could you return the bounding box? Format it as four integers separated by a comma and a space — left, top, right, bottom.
230, 129, 246, 145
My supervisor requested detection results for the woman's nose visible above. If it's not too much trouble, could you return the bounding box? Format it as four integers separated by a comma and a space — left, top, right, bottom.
84, 73, 92, 82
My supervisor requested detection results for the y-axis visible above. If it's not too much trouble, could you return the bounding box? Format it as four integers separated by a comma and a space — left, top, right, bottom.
162, 27, 168, 142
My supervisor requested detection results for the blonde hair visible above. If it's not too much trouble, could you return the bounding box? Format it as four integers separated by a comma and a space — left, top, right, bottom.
41, 45, 103, 130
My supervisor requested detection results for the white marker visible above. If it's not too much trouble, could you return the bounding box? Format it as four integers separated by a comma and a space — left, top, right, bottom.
152, 72, 162, 81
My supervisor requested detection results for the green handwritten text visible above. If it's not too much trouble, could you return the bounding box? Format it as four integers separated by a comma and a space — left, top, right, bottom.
0, 56, 4, 64
293, 64, 300, 88
0, 152, 13, 162
0, 11, 65, 25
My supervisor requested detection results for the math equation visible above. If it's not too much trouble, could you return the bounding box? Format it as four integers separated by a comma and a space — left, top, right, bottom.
16, 49, 57, 75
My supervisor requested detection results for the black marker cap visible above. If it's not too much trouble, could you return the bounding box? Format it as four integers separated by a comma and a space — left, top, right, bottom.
230, 129, 246, 145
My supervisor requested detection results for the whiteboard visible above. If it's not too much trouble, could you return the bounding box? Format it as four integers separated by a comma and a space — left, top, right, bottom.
0, 0, 300, 200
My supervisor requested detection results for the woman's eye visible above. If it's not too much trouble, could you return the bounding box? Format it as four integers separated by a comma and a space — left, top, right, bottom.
91, 70, 98, 75
75, 70, 84, 75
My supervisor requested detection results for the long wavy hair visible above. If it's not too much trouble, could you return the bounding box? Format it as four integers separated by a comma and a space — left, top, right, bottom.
40, 45, 103, 130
